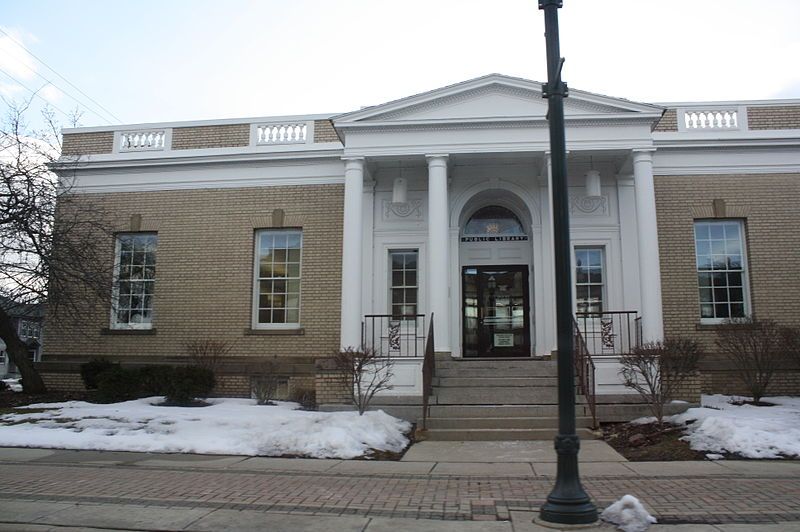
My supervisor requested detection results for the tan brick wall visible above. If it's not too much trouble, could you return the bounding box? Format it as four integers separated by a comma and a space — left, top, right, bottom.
655, 173, 800, 394
313, 120, 339, 143
747, 105, 800, 130
41, 373, 86, 392
171, 124, 250, 150
42, 184, 344, 394
702, 370, 800, 397
653, 109, 678, 132
61, 132, 114, 156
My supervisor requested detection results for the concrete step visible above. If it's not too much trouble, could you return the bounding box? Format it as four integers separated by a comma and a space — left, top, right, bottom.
432, 387, 560, 405
422, 416, 594, 430
435, 366, 558, 378
423, 427, 599, 441
436, 359, 557, 370
433, 376, 557, 387
428, 405, 554, 417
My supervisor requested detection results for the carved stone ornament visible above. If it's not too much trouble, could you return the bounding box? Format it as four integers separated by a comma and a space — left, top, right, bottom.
569, 194, 608, 215
383, 199, 423, 220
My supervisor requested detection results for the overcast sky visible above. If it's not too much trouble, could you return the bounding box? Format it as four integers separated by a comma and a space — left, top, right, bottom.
2, 0, 800, 128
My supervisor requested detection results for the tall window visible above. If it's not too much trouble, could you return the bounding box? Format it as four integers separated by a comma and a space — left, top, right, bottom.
255, 229, 302, 327
390, 250, 418, 319
18, 320, 41, 340
575, 247, 604, 314
112, 233, 157, 329
694, 220, 748, 320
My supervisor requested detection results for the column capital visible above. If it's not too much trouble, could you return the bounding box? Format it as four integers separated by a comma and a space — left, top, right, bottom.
342, 156, 365, 168
425, 154, 449, 167
632, 149, 656, 164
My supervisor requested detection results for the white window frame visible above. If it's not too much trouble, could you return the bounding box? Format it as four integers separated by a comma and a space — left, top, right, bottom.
110, 232, 158, 330
388, 249, 419, 320
694, 219, 751, 324
252, 229, 303, 330
573, 246, 606, 315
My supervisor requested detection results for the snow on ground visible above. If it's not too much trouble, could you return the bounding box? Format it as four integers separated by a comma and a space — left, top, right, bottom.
671, 394, 800, 459
0, 397, 411, 459
600, 494, 657, 532
1, 378, 21, 392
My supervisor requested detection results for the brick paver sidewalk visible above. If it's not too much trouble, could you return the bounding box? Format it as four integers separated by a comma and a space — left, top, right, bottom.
2, 462, 800, 525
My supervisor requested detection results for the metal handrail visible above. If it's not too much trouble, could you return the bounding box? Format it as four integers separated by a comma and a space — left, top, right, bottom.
362, 314, 426, 358
572, 317, 597, 428
421, 313, 435, 431
575, 310, 640, 357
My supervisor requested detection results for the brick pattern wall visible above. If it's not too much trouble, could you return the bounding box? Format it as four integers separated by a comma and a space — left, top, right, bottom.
315, 361, 351, 405
40, 373, 85, 392
61, 132, 115, 156
171, 124, 250, 150
654, 173, 800, 395
747, 105, 800, 130
702, 370, 800, 397
669, 372, 702, 404
653, 109, 678, 132
42, 184, 344, 395
313, 120, 339, 143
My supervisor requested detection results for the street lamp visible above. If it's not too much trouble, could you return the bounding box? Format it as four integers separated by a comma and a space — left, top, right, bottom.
538, 0, 598, 525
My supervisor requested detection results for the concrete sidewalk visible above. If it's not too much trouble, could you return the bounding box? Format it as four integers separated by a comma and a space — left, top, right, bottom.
1, 445, 800, 531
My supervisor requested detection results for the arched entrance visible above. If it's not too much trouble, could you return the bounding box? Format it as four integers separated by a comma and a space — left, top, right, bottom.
459, 202, 533, 357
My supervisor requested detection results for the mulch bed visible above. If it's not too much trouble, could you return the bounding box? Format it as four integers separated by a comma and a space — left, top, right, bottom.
603, 421, 707, 461
0, 390, 92, 409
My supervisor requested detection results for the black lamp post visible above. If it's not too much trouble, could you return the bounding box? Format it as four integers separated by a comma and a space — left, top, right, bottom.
538, 0, 598, 525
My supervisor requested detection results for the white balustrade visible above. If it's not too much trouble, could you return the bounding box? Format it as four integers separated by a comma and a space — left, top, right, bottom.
118, 130, 168, 151
256, 123, 308, 144
681, 109, 739, 130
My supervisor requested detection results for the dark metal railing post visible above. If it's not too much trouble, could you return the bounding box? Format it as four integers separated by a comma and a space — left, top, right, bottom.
539, 0, 597, 524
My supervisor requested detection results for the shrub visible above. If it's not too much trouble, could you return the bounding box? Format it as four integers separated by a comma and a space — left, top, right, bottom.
289, 387, 316, 410
332, 347, 393, 415
162, 366, 215, 405
184, 338, 234, 372
716, 318, 792, 404
80, 358, 119, 390
251, 360, 282, 405
138, 365, 174, 397
619, 338, 703, 426
0, 380, 9, 392
95, 367, 142, 403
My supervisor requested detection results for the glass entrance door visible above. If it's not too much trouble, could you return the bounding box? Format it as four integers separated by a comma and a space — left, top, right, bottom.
462, 265, 531, 357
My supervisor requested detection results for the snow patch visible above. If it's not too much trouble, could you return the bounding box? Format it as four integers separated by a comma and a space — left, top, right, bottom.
600, 495, 657, 532
671, 394, 800, 459
705, 453, 724, 460
2, 378, 21, 392
0, 397, 411, 459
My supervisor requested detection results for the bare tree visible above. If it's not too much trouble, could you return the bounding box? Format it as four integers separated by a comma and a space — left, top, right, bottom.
1, 98, 114, 393
332, 347, 394, 415
251, 359, 281, 406
716, 318, 790, 404
619, 339, 703, 426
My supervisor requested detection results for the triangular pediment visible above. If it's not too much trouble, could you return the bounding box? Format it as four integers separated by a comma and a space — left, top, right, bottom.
334, 74, 663, 125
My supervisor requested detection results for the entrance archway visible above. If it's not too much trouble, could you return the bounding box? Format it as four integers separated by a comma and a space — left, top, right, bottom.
458, 193, 534, 358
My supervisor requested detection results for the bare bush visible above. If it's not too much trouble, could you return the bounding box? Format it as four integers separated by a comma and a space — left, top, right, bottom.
332, 347, 393, 415
251, 360, 282, 405
184, 338, 234, 372
716, 318, 791, 404
619, 339, 703, 426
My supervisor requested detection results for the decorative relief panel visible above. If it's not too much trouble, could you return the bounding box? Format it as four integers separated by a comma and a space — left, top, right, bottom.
382, 199, 424, 221
569, 193, 609, 216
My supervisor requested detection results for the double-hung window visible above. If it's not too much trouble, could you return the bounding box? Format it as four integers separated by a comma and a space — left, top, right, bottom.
575, 247, 604, 314
389, 249, 418, 319
694, 220, 748, 321
254, 229, 302, 328
111, 233, 157, 329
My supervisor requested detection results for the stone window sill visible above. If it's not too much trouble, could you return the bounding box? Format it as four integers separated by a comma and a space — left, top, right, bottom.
244, 328, 305, 336
100, 328, 157, 336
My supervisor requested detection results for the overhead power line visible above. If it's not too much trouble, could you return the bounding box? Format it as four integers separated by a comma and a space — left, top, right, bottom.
0, 27, 122, 124
0, 66, 73, 119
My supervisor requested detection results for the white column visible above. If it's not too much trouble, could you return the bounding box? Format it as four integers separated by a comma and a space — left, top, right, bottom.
426, 154, 451, 352
340, 157, 364, 349
539, 153, 557, 354
632, 150, 664, 342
